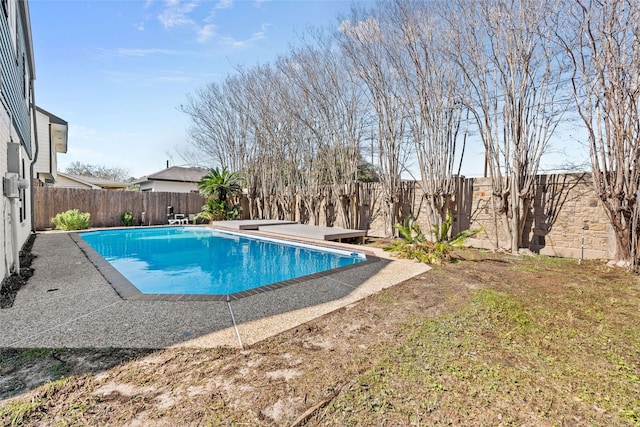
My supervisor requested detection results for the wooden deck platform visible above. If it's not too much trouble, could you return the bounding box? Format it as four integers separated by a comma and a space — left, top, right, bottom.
209, 220, 297, 230
258, 223, 367, 243
210, 220, 367, 242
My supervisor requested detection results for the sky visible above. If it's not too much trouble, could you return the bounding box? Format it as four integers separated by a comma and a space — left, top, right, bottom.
29, 0, 589, 180
29, 0, 364, 179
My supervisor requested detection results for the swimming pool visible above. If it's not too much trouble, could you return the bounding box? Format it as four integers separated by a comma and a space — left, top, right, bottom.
79, 227, 366, 297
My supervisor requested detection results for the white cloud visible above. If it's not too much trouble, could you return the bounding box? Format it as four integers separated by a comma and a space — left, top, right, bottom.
156, 0, 221, 44
158, 0, 198, 29
135, 22, 145, 31
197, 24, 217, 43
202, 0, 232, 26
219, 24, 268, 48
150, 72, 192, 83
215, 0, 233, 10
219, 32, 262, 48
339, 16, 381, 43
154, 0, 265, 46
114, 48, 179, 57
101, 69, 192, 85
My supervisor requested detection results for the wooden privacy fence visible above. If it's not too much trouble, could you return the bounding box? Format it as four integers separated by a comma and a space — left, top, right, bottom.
34, 187, 208, 230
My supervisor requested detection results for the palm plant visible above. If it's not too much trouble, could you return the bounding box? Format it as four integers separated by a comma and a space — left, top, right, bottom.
430, 211, 482, 261
197, 168, 242, 203
394, 216, 425, 244
197, 168, 243, 221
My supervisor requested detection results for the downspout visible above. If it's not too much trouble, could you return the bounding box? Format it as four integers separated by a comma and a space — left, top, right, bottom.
19, 0, 38, 234
29, 88, 38, 234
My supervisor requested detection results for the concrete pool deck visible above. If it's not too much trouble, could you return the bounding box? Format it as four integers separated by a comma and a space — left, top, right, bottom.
0, 231, 429, 349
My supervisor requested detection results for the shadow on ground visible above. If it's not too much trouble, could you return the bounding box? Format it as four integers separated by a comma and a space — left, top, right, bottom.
0, 347, 157, 401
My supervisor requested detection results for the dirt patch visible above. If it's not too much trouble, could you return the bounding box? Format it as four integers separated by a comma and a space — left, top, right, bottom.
1, 248, 638, 426
0, 348, 155, 400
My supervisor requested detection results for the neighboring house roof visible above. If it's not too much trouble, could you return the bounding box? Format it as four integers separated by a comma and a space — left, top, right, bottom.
56, 172, 130, 190
133, 166, 207, 184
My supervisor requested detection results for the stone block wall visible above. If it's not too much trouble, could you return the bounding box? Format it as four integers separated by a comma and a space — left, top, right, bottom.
367, 172, 615, 260
464, 173, 613, 259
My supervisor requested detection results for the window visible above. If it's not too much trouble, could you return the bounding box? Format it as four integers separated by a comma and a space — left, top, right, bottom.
1, 0, 8, 18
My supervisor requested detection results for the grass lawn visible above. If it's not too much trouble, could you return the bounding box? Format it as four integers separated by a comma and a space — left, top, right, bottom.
1, 249, 639, 425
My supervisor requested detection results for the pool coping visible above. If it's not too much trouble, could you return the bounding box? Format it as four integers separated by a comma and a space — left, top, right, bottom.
70, 225, 380, 302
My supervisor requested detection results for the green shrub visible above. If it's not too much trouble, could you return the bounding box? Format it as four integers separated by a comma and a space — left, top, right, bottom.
119, 211, 135, 226
385, 211, 482, 264
52, 209, 91, 231
194, 199, 241, 223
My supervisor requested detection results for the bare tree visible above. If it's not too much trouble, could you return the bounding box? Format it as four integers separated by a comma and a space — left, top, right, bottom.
447, 0, 569, 251
276, 31, 367, 228
383, 0, 468, 232
557, 0, 640, 266
180, 77, 249, 173
65, 161, 132, 182
338, 6, 410, 237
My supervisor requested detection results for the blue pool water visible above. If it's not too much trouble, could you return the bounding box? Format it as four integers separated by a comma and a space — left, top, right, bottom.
79, 227, 365, 295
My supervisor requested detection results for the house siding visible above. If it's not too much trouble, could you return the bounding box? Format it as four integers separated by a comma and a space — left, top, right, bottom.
53, 174, 96, 190
140, 180, 199, 193
0, 0, 32, 157
1, 0, 35, 280
33, 108, 52, 179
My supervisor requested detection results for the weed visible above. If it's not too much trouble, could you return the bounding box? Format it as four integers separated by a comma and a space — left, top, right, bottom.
49, 361, 70, 377
0, 399, 43, 426
17, 348, 51, 361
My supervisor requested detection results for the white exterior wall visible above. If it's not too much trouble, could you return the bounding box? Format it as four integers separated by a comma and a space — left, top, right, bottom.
140, 180, 199, 193
1, 0, 38, 280
0, 107, 33, 279
33, 108, 52, 180
0, 107, 10, 279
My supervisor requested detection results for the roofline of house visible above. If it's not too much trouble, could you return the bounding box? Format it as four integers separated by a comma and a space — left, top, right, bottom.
56, 173, 101, 189
57, 172, 130, 189
18, 0, 35, 79
36, 106, 68, 126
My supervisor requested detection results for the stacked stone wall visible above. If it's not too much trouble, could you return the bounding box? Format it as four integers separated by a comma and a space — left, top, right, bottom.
366, 172, 615, 260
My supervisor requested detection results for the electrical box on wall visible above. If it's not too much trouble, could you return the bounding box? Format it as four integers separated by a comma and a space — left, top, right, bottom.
7, 142, 20, 174
3, 173, 19, 198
